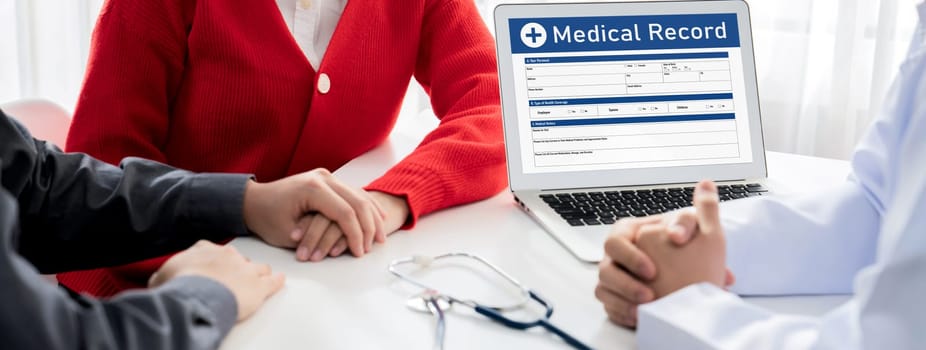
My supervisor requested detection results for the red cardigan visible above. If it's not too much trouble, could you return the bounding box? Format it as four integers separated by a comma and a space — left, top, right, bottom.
61, 0, 507, 297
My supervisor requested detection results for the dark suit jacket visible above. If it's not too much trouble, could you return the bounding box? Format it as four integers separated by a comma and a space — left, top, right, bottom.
0, 109, 251, 349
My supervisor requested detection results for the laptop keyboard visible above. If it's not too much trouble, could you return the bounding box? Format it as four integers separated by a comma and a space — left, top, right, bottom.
540, 183, 768, 227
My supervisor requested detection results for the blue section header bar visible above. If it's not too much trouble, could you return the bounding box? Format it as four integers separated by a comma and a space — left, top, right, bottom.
510, 13, 740, 54
525, 52, 728, 64
531, 113, 735, 127
529, 93, 733, 107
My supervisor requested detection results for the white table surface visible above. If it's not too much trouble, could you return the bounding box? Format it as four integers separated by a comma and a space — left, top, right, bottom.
222, 134, 852, 350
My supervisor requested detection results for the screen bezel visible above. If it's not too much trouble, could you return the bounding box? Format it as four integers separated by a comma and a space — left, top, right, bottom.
494, 0, 767, 192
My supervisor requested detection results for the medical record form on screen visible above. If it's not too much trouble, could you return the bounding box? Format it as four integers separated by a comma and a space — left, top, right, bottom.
508, 14, 754, 174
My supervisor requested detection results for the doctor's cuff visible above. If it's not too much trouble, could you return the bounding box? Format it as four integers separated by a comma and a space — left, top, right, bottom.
638, 283, 772, 349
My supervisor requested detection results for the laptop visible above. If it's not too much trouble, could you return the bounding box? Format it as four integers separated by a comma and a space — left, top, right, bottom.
494, 1, 769, 262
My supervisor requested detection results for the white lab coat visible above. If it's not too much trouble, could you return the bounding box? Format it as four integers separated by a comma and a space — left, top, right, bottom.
638, 3, 926, 349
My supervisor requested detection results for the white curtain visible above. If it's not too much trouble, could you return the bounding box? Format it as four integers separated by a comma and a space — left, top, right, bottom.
478, 0, 920, 160
1, 0, 919, 160
0, 0, 103, 112
748, 0, 919, 159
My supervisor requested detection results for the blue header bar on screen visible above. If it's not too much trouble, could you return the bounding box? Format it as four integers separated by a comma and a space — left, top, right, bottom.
530, 113, 735, 128
529, 93, 734, 107
509, 14, 740, 54
525, 52, 728, 64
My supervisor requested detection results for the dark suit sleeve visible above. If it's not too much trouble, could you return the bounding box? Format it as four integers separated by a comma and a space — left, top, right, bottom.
0, 110, 249, 349
0, 195, 239, 349
0, 110, 251, 273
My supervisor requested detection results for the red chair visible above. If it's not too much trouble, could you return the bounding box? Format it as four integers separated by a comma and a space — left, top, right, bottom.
1, 98, 71, 148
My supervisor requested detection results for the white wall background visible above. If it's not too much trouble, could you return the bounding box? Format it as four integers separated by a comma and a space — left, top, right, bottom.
0, 0, 920, 160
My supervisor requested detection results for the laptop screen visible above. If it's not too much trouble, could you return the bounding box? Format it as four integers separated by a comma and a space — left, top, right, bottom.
506, 13, 755, 175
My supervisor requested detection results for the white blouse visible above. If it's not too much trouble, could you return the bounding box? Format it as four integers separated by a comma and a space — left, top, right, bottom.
275, 0, 347, 69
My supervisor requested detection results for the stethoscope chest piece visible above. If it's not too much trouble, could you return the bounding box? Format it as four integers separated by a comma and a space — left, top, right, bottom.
406, 290, 452, 314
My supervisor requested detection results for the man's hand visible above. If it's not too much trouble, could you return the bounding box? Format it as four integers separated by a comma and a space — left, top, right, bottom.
290, 191, 410, 261
242, 169, 383, 259
149, 240, 285, 321
596, 180, 734, 328
635, 180, 728, 298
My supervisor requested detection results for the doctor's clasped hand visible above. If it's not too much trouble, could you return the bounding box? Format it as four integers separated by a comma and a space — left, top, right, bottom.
597, 3, 926, 346
596, 181, 735, 327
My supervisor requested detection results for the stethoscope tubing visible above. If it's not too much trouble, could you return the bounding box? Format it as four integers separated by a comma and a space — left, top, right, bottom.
390, 253, 594, 350
472, 290, 594, 350
425, 296, 447, 350
388, 252, 532, 311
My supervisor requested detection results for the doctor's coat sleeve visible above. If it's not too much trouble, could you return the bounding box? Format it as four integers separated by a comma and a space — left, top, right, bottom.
0, 109, 251, 349
636, 7, 926, 349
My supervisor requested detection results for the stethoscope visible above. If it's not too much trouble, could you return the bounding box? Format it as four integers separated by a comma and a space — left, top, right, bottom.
388, 252, 593, 350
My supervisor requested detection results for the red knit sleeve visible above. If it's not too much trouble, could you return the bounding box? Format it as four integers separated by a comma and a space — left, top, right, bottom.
66, 0, 193, 164
365, 0, 508, 227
